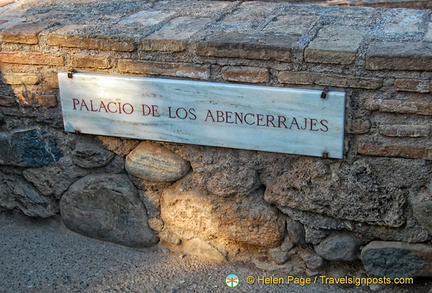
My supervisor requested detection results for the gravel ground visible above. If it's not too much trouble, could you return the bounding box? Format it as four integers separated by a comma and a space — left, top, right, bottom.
1, 211, 432, 293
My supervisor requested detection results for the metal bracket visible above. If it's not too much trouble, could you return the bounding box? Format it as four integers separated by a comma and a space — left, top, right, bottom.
67, 69, 76, 78
322, 152, 329, 159
321, 87, 330, 99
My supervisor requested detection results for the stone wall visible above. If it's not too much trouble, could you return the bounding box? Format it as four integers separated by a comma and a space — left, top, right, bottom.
0, 0, 431, 279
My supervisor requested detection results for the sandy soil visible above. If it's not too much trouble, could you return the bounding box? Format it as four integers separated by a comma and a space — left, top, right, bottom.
1, 211, 431, 293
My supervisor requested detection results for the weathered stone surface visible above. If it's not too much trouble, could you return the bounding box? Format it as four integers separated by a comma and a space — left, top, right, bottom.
23, 166, 67, 198
366, 42, 432, 71
265, 158, 406, 227
301, 250, 324, 270
0, 172, 58, 218
286, 216, 305, 244
269, 237, 294, 265
315, 233, 360, 261
60, 173, 158, 248
182, 238, 226, 263
72, 142, 114, 168
126, 142, 190, 182
362, 241, 432, 278
305, 25, 367, 64
0, 128, 62, 167
412, 182, 432, 235
191, 148, 261, 197
160, 177, 285, 248
97, 136, 140, 156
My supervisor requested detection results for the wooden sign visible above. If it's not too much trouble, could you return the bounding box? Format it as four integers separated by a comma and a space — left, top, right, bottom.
59, 72, 345, 158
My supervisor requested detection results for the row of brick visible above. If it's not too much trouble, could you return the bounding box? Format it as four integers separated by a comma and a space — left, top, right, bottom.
1, 22, 431, 71
2, 53, 431, 95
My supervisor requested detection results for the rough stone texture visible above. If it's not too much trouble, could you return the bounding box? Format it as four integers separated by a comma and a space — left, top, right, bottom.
160, 176, 285, 248
264, 158, 407, 227
305, 25, 367, 64
126, 142, 190, 182
97, 136, 140, 156
0, 0, 432, 275
60, 173, 158, 248
7, 128, 63, 167
191, 148, 261, 197
269, 237, 294, 265
181, 238, 227, 263
301, 250, 325, 270
362, 241, 432, 278
0, 171, 58, 217
315, 232, 360, 261
72, 142, 115, 168
411, 182, 432, 235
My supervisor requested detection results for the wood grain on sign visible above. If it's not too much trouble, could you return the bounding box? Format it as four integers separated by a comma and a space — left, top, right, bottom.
58, 72, 346, 158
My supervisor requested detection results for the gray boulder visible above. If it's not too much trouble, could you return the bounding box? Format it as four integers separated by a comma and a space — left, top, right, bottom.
362, 241, 432, 278
60, 173, 158, 248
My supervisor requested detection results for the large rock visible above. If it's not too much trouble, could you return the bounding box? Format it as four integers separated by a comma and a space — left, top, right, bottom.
72, 142, 114, 168
0, 128, 62, 167
126, 142, 190, 182
361, 241, 432, 278
60, 173, 158, 248
315, 232, 360, 261
0, 171, 58, 217
265, 158, 406, 227
160, 177, 285, 248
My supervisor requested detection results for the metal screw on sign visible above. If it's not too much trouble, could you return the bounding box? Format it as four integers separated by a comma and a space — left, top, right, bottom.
67, 69, 76, 78
321, 87, 330, 99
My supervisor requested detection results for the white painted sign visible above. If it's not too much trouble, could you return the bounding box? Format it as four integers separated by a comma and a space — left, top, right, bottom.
59, 72, 345, 158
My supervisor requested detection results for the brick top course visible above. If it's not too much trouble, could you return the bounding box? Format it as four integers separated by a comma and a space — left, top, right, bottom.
0, 0, 430, 70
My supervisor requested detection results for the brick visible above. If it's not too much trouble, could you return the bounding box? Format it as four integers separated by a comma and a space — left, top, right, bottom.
196, 32, 294, 62
72, 56, 110, 69
305, 25, 366, 65
364, 98, 432, 116
379, 125, 431, 138
47, 34, 135, 52
394, 79, 430, 93
221, 66, 269, 84
0, 95, 16, 106
0, 52, 63, 66
1, 73, 39, 85
118, 60, 210, 80
366, 42, 432, 71
358, 143, 432, 160
17, 94, 57, 108
278, 71, 383, 89
0, 23, 49, 44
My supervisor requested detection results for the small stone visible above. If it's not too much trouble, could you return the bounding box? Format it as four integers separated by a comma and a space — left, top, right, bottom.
126, 142, 190, 182
286, 217, 305, 244
60, 173, 158, 248
301, 250, 325, 270
361, 241, 432, 278
315, 232, 360, 261
269, 237, 293, 265
72, 142, 115, 168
